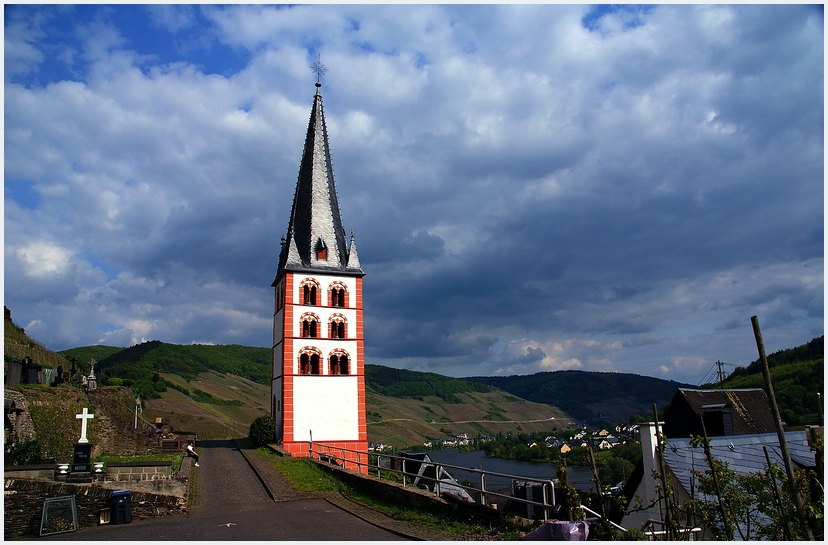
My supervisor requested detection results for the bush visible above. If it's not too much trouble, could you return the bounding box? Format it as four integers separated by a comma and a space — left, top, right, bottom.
106, 377, 123, 386
7, 440, 43, 465
249, 415, 276, 447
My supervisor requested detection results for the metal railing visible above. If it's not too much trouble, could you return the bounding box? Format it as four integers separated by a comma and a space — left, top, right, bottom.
308, 441, 561, 520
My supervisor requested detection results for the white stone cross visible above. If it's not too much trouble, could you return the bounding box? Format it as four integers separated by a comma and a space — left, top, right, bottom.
76, 407, 95, 444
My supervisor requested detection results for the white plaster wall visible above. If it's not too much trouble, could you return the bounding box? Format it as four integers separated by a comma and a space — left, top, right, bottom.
621, 422, 664, 531
292, 376, 359, 442
292, 274, 358, 308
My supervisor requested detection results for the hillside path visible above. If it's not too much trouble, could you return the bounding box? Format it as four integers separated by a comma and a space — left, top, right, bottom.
52, 439, 410, 541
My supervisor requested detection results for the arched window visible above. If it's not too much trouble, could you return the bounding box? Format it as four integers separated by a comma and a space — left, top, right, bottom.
301, 313, 319, 338
329, 314, 347, 339
299, 348, 322, 375
301, 279, 319, 305
329, 350, 350, 375
329, 282, 348, 308
275, 286, 282, 312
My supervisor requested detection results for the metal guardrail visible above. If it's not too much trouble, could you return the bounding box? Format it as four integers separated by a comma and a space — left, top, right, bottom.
309, 441, 559, 520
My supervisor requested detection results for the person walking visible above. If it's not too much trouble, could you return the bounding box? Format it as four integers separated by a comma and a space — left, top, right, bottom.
186, 440, 200, 467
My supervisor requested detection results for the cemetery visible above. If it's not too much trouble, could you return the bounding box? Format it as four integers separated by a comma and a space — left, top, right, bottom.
5, 340, 194, 536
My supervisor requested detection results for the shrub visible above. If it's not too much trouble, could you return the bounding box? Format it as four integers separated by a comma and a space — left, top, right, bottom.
249, 415, 276, 447
106, 377, 123, 386
8, 440, 43, 465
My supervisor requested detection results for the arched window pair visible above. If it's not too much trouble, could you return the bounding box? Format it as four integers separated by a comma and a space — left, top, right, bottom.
298, 348, 350, 376
302, 278, 348, 308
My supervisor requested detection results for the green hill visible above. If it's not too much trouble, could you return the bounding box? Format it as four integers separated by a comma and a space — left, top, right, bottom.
365, 364, 494, 403
466, 370, 694, 423
705, 336, 823, 426
58, 341, 272, 401
4, 306, 71, 372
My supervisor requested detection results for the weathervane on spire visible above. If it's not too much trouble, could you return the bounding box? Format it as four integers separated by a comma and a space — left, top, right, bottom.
309, 54, 328, 86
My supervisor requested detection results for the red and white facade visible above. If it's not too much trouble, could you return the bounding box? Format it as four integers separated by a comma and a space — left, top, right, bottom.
271, 83, 367, 469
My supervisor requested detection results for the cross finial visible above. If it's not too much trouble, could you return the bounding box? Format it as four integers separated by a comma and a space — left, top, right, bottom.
309, 54, 328, 85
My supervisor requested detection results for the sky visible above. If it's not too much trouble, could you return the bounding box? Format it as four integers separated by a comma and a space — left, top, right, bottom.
4, 4, 824, 384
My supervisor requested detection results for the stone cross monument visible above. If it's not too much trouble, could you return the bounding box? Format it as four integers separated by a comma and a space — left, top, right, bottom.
70, 407, 95, 483
75, 407, 94, 444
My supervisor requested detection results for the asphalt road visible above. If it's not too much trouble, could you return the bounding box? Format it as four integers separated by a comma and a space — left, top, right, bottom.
50, 440, 407, 541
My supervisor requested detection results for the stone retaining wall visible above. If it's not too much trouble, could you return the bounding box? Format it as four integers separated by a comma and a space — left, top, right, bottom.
4, 478, 186, 539
105, 461, 173, 482
4, 464, 55, 480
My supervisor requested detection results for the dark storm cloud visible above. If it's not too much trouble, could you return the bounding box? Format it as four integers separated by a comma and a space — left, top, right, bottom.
4, 4, 822, 382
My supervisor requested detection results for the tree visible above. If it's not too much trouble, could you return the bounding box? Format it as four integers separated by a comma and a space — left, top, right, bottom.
248, 415, 276, 447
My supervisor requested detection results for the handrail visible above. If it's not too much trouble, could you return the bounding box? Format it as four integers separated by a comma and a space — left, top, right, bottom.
309, 441, 560, 520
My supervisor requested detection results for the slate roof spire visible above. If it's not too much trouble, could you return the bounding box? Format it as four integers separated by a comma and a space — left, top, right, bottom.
275, 83, 364, 280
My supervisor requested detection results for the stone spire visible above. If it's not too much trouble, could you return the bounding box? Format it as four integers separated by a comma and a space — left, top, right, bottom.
276, 83, 364, 279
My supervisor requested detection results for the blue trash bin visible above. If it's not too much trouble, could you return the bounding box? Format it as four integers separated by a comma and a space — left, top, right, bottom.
110, 490, 132, 524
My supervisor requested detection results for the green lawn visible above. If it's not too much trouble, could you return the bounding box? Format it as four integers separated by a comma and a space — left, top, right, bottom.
94, 452, 185, 468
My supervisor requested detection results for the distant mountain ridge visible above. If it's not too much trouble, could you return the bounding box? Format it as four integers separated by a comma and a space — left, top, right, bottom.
56, 336, 823, 427
466, 370, 695, 423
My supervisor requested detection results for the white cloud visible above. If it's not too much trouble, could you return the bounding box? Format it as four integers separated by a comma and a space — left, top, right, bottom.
3, 5, 822, 384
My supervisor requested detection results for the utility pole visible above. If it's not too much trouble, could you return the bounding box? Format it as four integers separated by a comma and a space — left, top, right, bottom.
751, 316, 813, 540
715, 360, 726, 389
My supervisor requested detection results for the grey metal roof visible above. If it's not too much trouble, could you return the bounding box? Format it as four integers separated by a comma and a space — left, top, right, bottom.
663, 430, 815, 498
275, 84, 364, 282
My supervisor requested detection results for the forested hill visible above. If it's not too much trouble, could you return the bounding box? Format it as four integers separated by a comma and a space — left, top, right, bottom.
710, 335, 823, 426
465, 370, 693, 423
364, 364, 494, 403
59, 341, 271, 400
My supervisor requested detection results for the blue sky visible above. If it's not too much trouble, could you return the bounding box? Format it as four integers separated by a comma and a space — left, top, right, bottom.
4, 4, 824, 383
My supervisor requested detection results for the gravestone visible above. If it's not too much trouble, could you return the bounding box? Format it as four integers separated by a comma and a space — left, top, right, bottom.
68, 408, 94, 483
6, 361, 22, 385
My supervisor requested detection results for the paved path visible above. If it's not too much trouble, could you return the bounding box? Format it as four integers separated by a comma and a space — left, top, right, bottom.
51, 440, 410, 541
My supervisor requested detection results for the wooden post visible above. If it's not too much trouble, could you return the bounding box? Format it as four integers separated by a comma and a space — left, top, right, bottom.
652, 404, 675, 540
586, 434, 611, 536
763, 445, 791, 540
699, 414, 733, 540
751, 315, 813, 540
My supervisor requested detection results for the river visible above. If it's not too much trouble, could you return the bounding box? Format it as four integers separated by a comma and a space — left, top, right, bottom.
423, 448, 597, 491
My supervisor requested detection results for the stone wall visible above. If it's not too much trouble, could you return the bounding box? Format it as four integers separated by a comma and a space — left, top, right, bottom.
4, 389, 36, 443
4, 464, 55, 480
4, 478, 186, 539
105, 461, 173, 482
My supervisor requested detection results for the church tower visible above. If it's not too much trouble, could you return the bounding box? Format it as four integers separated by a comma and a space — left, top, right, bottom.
271, 82, 367, 468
